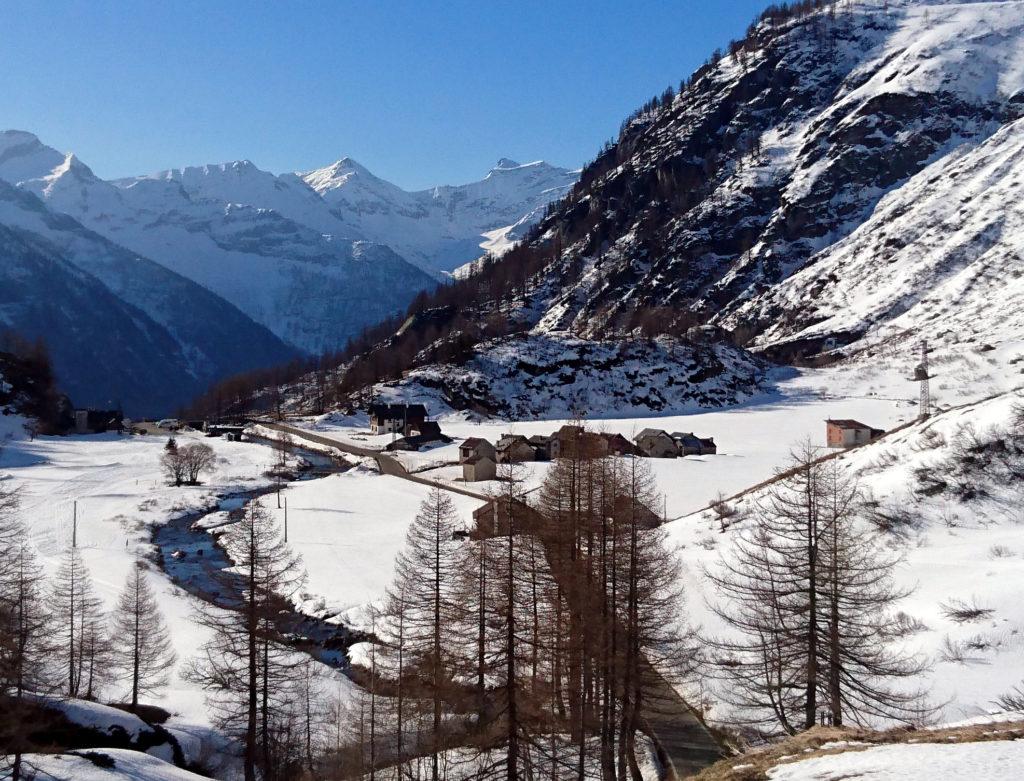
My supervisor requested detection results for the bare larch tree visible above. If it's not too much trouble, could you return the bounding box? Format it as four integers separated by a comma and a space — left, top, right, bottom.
110, 561, 177, 710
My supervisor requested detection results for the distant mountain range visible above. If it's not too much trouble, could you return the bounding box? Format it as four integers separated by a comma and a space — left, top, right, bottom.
0, 130, 575, 413
301, 156, 579, 274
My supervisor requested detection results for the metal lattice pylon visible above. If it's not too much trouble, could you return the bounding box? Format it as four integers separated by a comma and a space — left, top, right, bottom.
914, 340, 931, 418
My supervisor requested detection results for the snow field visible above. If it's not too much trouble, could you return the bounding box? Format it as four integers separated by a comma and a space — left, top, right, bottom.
308, 360, 927, 517
767, 738, 1024, 780
669, 389, 1024, 723
254, 467, 485, 630
15, 749, 210, 781
0, 429, 293, 728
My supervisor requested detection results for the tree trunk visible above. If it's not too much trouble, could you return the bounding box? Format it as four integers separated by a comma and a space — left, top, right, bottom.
432, 513, 441, 781
804, 480, 819, 731
132, 579, 141, 709
506, 501, 518, 781
245, 549, 258, 781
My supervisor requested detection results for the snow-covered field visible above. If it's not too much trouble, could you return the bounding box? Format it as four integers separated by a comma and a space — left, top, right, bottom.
302, 340, 1023, 517
17, 749, 209, 781
252, 467, 485, 629
767, 739, 1024, 780
0, 427, 300, 729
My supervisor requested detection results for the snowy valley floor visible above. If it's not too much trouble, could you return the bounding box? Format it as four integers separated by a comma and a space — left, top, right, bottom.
3, 339, 1024, 778
284, 341, 1024, 726
0, 425, 359, 775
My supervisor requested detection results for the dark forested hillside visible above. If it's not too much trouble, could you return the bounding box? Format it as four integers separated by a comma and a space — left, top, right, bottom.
0, 335, 66, 432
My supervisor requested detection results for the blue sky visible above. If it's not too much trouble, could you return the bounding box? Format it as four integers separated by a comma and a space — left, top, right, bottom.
1, 1, 773, 190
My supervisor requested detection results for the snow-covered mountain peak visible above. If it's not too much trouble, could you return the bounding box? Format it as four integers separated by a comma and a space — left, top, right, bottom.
118, 157, 346, 235
0, 128, 41, 147
15, 150, 125, 216
300, 154, 579, 272
29, 153, 101, 202
0, 130, 67, 185
481, 158, 564, 184
138, 158, 284, 192
49, 152, 96, 180
301, 156, 391, 196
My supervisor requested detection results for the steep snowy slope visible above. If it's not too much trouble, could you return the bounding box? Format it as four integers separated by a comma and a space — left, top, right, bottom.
0, 180, 297, 414
303, 156, 578, 273
1, 135, 437, 354
106, 173, 433, 354
0, 221, 208, 413
370, 333, 768, 419
741, 113, 1024, 358
524, 0, 1024, 344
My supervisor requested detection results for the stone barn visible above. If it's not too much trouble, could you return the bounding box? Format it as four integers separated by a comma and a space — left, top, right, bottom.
634, 429, 679, 458
463, 455, 497, 482
826, 419, 884, 448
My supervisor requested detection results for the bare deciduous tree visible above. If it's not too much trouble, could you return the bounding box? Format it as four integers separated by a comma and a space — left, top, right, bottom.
379, 487, 463, 780
181, 443, 217, 484
0, 505, 54, 781
50, 546, 106, 699
186, 502, 305, 781
708, 445, 931, 734
275, 434, 293, 469
161, 441, 217, 486
110, 562, 177, 710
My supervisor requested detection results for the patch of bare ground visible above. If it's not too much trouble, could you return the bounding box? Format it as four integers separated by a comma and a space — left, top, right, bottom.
690, 720, 1024, 780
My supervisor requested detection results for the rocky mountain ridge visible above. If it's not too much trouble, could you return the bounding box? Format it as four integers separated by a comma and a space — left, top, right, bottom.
0, 131, 573, 412
0, 131, 575, 355
301, 156, 579, 274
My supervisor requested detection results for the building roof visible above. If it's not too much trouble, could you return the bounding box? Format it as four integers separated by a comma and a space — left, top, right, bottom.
827, 419, 873, 430
395, 432, 450, 449
635, 428, 671, 440
496, 436, 532, 451
600, 432, 629, 442
416, 421, 443, 437
670, 431, 700, 442
461, 437, 491, 448
528, 435, 550, 445
368, 402, 427, 420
